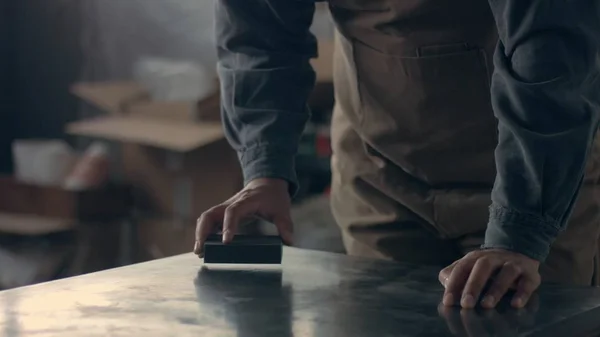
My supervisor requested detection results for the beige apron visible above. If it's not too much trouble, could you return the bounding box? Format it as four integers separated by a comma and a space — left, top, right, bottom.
327, 0, 600, 285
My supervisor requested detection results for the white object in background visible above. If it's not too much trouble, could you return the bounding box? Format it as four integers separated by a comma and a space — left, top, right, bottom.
12, 140, 75, 186
63, 142, 111, 191
134, 57, 216, 102
0, 248, 40, 289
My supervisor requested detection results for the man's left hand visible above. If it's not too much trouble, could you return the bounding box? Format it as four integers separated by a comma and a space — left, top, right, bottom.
439, 249, 541, 309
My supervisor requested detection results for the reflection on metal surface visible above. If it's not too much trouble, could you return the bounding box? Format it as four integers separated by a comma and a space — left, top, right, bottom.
195, 266, 293, 337
1, 249, 600, 336
438, 294, 539, 337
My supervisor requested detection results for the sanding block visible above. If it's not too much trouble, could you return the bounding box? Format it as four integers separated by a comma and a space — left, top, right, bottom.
203, 234, 283, 264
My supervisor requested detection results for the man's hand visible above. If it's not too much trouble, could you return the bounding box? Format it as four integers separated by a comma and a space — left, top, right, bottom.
439, 249, 541, 309
193, 178, 293, 256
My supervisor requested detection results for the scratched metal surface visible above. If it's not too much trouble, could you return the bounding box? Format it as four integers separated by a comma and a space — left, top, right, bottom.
1, 248, 600, 337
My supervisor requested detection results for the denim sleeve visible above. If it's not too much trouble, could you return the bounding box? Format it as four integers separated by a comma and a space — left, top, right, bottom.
216, 0, 317, 196
484, 0, 600, 261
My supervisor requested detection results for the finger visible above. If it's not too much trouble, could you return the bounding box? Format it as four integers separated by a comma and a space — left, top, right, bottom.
462, 258, 500, 309
195, 205, 227, 255
223, 201, 258, 243
439, 261, 458, 288
443, 259, 476, 307
272, 214, 294, 246
481, 262, 522, 309
511, 276, 540, 308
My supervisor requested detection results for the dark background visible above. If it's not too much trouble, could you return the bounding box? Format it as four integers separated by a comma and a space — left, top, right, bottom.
0, 0, 83, 174
1, 0, 14, 173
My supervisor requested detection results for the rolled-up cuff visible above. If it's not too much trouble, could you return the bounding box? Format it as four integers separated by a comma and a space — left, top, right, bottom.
482, 204, 561, 262
239, 145, 299, 198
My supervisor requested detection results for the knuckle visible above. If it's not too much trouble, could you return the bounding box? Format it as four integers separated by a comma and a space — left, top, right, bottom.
197, 212, 210, 224
225, 201, 248, 218
225, 203, 240, 216
200, 206, 220, 219
477, 256, 494, 266
503, 261, 522, 274
438, 269, 449, 283
237, 189, 253, 200
208, 205, 224, 212
196, 206, 224, 235
452, 261, 468, 273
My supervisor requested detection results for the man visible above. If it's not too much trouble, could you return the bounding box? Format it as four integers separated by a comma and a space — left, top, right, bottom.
195, 0, 600, 309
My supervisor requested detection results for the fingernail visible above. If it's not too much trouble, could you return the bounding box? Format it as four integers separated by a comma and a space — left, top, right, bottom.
461, 294, 475, 308
193, 241, 199, 253
443, 293, 455, 306
481, 295, 495, 308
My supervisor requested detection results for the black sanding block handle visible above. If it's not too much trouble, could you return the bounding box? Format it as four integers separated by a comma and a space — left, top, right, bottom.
203, 234, 283, 264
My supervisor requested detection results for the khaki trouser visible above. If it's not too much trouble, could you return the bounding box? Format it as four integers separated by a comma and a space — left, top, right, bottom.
328, 0, 600, 286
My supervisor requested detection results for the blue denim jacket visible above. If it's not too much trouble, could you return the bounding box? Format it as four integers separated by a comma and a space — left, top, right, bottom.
216, 0, 600, 261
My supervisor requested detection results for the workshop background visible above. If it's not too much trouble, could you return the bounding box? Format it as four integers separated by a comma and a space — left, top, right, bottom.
0, 1, 342, 290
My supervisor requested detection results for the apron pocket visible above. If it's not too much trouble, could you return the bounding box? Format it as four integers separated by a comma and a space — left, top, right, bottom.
354, 41, 498, 186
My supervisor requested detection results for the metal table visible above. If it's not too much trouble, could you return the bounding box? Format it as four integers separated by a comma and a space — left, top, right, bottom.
1, 248, 600, 337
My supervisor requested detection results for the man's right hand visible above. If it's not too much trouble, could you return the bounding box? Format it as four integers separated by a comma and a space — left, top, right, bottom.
193, 178, 294, 256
